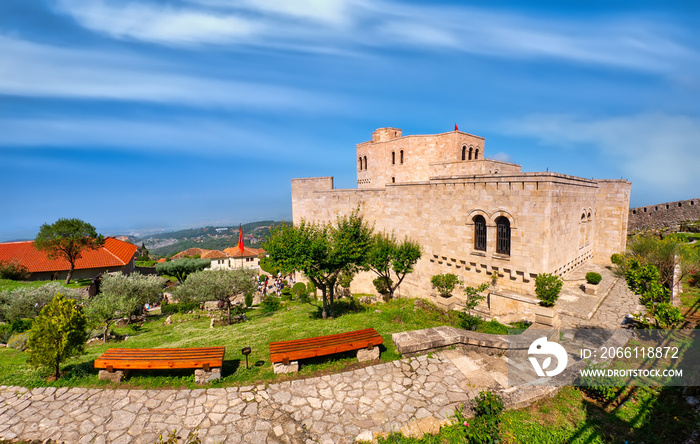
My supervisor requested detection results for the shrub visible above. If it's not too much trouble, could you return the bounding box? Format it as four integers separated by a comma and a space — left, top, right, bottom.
135, 260, 157, 267
0, 260, 30, 280
10, 318, 33, 333
0, 282, 83, 323
281, 287, 292, 301
0, 324, 12, 344
473, 390, 504, 417
261, 296, 281, 314
8, 331, 30, 351
431, 273, 461, 298
161, 302, 199, 315
244, 292, 254, 308
28, 294, 88, 379
292, 282, 307, 298
373, 277, 392, 298
585, 272, 602, 285
535, 273, 563, 307
577, 362, 624, 402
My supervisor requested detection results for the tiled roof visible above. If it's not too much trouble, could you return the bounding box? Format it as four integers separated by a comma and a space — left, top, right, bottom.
223, 246, 265, 258
0, 237, 138, 273
201, 250, 227, 259
170, 248, 208, 260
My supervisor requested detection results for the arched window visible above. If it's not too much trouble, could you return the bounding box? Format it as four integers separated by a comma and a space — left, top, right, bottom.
392, 151, 395, 165
462, 146, 466, 161
364, 156, 367, 170
358, 157, 362, 171
496, 216, 510, 255
475, 148, 480, 160
469, 147, 473, 160
474, 215, 486, 251
391, 177, 395, 183
400, 150, 404, 164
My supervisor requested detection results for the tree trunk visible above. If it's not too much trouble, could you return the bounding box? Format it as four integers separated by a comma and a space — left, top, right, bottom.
103, 324, 109, 344
321, 287, 328, 320
226, 300, 232, 325
328, 285, 335, 318
65, 262, 75, 285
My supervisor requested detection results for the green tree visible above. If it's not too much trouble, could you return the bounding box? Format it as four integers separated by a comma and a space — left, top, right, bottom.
155, 258, 211, 283
175, 269, 256, 324
34, 218, 105, 284
85, 272, 165, 343
431, 273, 461, 298
535, 273, 563, 307
0, 282, 83, 323
367, 233, 422, 300
27, 294, 87, 379
263, 210, 373, 319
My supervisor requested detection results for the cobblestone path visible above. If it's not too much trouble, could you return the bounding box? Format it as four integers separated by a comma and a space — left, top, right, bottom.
0, 351, 514, 444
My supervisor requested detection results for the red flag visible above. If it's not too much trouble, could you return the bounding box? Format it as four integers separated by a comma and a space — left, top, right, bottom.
455, 123, 459, 131
238, 225, 245, 254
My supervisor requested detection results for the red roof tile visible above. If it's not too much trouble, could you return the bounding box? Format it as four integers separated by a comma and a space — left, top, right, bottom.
0, 237, 138, 273
223, 246, 265, 258
201, 250, 227, 259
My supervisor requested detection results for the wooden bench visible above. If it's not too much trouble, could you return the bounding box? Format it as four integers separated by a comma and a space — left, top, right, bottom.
94, 346, 225, 383
269, 328, 383, 373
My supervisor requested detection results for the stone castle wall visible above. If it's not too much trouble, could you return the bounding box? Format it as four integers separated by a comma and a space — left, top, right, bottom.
291, 173, 630, 297
628, 198, 700, 232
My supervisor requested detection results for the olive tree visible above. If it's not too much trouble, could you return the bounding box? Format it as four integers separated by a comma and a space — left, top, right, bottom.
85, 272, 165, 343
175, 269, 256, 324
34, 218, 105, 284
156, 258, 211, 283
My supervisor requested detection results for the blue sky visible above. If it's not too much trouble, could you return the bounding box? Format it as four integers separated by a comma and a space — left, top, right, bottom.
1, 0, 699, 241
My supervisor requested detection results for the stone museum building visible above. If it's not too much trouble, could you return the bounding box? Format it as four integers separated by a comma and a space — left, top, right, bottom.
292, 127, 631, 302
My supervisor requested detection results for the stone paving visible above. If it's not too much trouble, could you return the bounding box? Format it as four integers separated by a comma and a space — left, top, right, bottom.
560, 266, 644, 329
0, 351, 515, 444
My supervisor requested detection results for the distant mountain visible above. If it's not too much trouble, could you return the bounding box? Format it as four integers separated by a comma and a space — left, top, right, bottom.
134, 220, 287, 257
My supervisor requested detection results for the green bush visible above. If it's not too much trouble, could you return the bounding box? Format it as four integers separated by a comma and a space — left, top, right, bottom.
10, 318, 33, 333
244, 292, 254, 308
259, 257, 280, 276
161, 302, 199, 315
281, 287, 292, 301
135, 260, 157, 267
0, 324, 12, 344
0, 260, 30, 280
585, 272, 602, 285
577, 362, 624, 402
261, 296, 281, 314
292, 282, 307, 298
8, 331, 31, 351
431, 273, 461, 298
473, 390, 504, 417
306, 281, 316, 297
610, 253, 626, 265
535, 273, 563, 307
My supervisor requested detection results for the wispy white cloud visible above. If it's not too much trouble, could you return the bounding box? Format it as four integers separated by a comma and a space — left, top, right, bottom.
0, 116, 277, 157
0, 35, 330, 109
502, 113, 700, 200
52, 0, 699, 74
490, 152, 514, 163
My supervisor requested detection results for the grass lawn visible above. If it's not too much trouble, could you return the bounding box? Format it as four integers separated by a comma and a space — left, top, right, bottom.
0, 297, 523, 389
379, 386, 700, 443
0, 279, 91, 292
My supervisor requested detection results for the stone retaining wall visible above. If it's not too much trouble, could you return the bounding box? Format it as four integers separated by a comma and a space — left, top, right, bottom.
628, 198, 700, 232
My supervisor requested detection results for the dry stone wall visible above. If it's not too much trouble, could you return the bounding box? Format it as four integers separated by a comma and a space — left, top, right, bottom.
628, 198, 700, 232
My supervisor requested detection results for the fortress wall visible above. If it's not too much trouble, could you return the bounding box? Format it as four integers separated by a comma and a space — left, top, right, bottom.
628, 198, 700, 232
429, 159, 522, 177
291, 173, 620, 297
594, 180, 632, 262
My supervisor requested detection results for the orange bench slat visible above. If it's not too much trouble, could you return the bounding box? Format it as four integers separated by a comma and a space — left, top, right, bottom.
269, 329, 382, 363
94, 346, 225, 370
